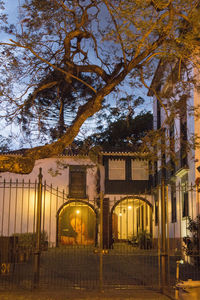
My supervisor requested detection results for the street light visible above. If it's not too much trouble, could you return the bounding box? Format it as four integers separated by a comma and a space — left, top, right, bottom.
175, 259, 184, 299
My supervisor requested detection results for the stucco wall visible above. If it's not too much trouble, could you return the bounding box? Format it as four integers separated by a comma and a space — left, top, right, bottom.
0, 156, 99, 245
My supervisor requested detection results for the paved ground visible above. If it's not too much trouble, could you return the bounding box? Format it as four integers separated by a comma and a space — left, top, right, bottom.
0, 245, 182, 299
0, 288, 174, 300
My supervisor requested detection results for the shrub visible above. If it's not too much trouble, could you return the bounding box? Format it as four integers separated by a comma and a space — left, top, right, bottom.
183, 215, 200, 266
130, 231, 152, 249
137, 230, 152, 249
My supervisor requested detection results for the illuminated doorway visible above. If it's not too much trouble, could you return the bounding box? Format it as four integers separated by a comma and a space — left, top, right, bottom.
57, 201, 96, 246
111, 197, 152, 242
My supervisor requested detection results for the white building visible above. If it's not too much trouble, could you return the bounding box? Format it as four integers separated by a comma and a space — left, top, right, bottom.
149, 61, 200, 253
0, 151, 154, 249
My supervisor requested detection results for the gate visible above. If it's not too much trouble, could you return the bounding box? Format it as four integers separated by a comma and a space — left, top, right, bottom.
1, 170, 200, 293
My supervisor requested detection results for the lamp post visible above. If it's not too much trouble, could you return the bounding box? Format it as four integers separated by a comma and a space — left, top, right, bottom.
175, 259, 184, 299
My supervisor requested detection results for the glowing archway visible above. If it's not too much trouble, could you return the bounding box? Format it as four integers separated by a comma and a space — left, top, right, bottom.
57, 200, 97, 246
111, 197, 153, 242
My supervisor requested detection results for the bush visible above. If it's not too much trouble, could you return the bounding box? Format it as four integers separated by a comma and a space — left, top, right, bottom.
183, 215, 200, 266
137, 230, 152, 249
130, 231, 152, 249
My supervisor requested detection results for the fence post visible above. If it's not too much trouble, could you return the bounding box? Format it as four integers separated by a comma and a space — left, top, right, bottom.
34, 168, 43, 288
161, 178, 167, 291
99, 191, 103, 291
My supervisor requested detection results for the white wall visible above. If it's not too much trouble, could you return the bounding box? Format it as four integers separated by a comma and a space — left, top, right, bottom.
0, 156, 98, 245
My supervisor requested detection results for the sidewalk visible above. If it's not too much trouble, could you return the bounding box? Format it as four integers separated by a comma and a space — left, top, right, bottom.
0, 288, 174, 300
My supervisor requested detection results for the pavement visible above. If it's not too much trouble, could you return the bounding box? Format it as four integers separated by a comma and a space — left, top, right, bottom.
0, 288, 174, 300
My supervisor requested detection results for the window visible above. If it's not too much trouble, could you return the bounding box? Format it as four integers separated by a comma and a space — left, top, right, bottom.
69, 166, 86, 198
169, 122, 175, 175
132, 159, 149, 180
154, 192, 158, 225
180, 96, 188, 167
108, 159, 125, 180
157, 99, 161, 129
171, 187, 177, 223
182, 190, 189, 218
161, 128, 166, 178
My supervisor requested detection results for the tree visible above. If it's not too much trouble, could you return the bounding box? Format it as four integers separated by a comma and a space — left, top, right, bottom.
18, 69, 96, 143
183, 215, 200, 266
0, 0, 200, 173
81, 111, 153, 151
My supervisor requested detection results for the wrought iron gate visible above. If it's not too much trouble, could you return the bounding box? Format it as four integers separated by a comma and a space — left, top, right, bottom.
0, 169, 200, 291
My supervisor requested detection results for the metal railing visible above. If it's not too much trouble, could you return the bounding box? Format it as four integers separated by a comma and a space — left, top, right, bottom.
0, 169, 200, 294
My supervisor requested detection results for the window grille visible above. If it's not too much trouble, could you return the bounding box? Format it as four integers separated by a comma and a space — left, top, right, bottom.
131, 159, 149, 180
108, 159, 125, 180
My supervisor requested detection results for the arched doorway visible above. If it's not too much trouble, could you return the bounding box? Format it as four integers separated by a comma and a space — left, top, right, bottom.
111, 197, 153, 243
57, 200, 97, 246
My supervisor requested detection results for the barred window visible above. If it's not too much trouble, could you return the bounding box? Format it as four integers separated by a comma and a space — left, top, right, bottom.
154, 193, 158, 226
69, 166, 86, 198
131, 159, 149, 180
182, 191, 189, 218
171, 188, 177, 223
108, 159, 125, 180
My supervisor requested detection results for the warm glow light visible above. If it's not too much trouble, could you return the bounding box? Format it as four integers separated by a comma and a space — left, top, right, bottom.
76, 210, 80, 214
119, 213, 122, 217
128, 206, 132, 210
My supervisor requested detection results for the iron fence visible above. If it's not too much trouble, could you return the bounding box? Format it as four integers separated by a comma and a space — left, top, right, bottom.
0, 170, 200, 293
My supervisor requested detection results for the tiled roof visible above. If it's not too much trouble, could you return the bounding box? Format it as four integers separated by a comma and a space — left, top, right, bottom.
101, 151, 148, 157
1, 147, 148, 158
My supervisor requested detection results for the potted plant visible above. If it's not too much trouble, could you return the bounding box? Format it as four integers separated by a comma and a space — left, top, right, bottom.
137, 230, 152, 249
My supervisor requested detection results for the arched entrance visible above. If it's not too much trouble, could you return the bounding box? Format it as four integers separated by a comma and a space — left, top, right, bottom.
57, 200, 97, 246
111, 197, 153, 244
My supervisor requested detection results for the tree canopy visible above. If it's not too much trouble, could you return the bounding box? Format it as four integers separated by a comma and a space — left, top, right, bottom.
0, 0, 200, 173
18, 69, 96, 143
80, 110, 153, 151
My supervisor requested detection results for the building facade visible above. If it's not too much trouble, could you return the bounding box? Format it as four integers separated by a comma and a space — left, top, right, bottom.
0, 151, 154, 249
149, 62, 200, 253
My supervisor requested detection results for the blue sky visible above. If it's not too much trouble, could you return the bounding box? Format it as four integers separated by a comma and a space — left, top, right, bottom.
1, 0, 19, 41
4, 0, 19, 22
0, 0, 153, 149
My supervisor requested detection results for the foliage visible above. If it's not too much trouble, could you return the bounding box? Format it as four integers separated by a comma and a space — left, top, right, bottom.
137, 230, 152, 250
183, 215, 200, 266
130, 230, 152, 249
0, 134, 13, 152
80, 110, 153, 151
19, 71, 96, 143
0, 0, 200, 173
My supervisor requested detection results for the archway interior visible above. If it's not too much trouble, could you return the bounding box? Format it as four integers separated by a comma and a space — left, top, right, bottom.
58, 201, 96, 246
112, 198, 151, 242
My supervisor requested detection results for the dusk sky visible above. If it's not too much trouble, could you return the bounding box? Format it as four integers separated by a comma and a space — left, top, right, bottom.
4, 0, 19, 22
0, 0, 152, 149
1, 1, 19, 42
